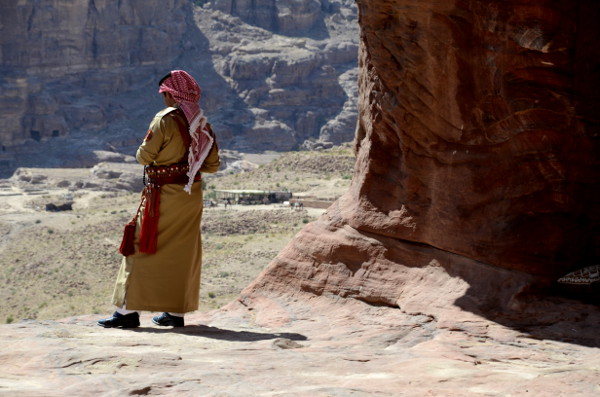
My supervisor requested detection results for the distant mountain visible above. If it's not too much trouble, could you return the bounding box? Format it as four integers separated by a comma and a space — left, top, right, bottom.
0, 0, 358, 175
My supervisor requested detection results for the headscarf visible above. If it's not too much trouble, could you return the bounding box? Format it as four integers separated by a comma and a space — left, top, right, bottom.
159, 70, 214, 193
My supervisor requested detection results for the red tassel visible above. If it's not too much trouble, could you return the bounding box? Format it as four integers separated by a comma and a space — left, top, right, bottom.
139, 184, 160, 254
119, 194, 146, 257
119, 220, 137, 256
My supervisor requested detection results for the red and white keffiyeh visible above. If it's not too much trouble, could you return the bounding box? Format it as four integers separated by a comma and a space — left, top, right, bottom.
159, 70, 214, 193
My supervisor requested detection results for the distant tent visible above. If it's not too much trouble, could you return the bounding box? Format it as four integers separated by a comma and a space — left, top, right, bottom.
214, 189, 292, 205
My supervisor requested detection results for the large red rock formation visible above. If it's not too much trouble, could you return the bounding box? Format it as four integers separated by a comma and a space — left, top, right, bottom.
351, 0, 599, 276
243, 0, 600, 311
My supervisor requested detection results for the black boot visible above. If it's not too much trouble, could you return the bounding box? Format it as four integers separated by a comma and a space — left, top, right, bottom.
152, 312, 184, 327
97, 311, 140, 328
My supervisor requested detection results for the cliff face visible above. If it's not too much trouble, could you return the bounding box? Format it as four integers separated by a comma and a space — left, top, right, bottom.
0, 0, 191, 148
0, 0, 359, 173
212, 0, 323, 34
194, 0, 359, 152
242, 0, 600, 312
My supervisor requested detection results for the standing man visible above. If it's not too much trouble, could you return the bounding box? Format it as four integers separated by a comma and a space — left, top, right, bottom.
98, 70, 220, 328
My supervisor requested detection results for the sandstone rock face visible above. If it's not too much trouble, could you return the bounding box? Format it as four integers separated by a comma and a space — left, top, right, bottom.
241, 0, 600, 313
347, 0, 600, 277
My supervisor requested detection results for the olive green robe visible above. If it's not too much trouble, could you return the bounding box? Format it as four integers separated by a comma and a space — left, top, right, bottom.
111, 106, 220, 313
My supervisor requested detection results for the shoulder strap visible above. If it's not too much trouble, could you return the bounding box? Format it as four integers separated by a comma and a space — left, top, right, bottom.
168, 108, 191, 162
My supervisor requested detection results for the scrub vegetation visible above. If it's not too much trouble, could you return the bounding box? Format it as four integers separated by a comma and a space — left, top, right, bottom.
0, 147, 355, 323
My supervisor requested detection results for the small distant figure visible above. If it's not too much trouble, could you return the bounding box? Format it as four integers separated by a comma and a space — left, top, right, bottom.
225, 198, 231, 209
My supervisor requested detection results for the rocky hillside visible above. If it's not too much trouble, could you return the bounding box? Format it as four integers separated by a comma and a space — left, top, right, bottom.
0, 0, 358, 176
0, 147, 354, 323
208, 145, 355, 199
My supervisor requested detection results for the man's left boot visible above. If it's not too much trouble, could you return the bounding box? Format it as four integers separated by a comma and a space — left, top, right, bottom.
97, 311, 140, 328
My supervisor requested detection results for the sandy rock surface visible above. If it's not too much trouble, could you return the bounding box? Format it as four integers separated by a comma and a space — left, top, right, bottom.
1, 294, 599, 396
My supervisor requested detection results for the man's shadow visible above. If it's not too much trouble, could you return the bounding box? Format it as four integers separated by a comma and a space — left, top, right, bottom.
131, 324, 308, 343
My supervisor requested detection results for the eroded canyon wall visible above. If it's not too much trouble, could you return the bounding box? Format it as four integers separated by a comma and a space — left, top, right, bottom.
0, 0, 359, 173
196, 0, 359, 152
0, 0, 192, 147
243, 0, 600, 311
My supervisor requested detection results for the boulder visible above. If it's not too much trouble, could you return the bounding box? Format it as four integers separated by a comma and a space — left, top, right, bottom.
115, 172, 144, 192
91, 164, 122, 180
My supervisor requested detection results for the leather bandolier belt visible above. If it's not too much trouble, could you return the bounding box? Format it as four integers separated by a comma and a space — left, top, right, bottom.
145, 163, 201, 185
138, 163, 201, 254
